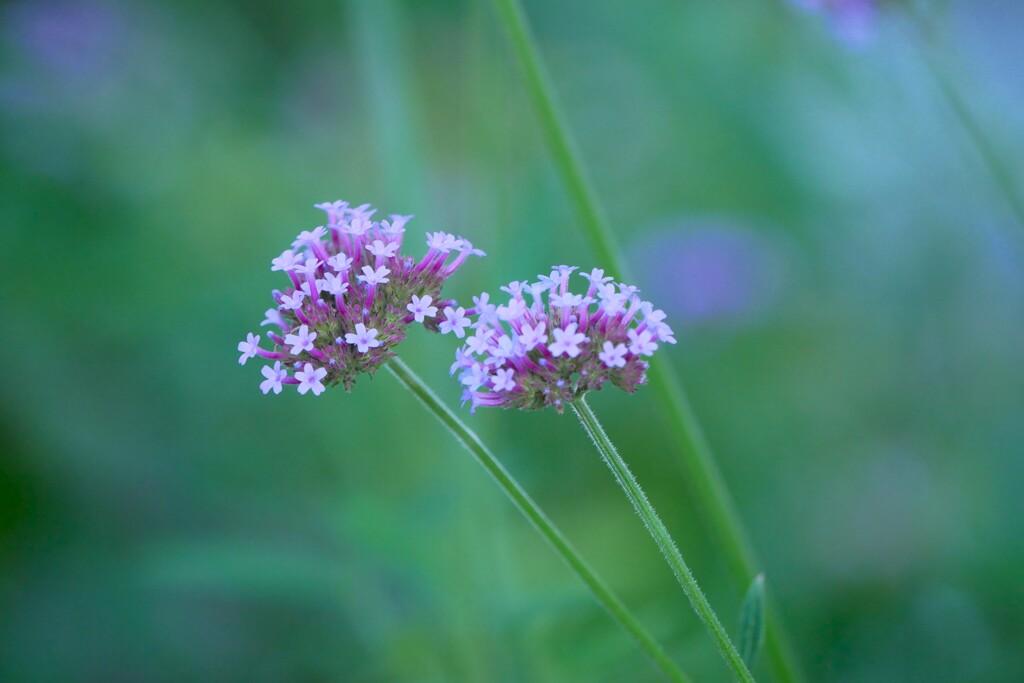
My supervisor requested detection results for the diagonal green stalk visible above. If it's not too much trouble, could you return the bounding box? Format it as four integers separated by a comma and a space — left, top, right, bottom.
384, 358, 692, 683
486, 0, 803, 681
917, 37, 1024, 233
571, 397, 755, 683
899, 1, 1024, 234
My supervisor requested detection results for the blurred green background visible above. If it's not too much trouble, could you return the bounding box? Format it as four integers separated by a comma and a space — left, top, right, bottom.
2, 0, 1023, 681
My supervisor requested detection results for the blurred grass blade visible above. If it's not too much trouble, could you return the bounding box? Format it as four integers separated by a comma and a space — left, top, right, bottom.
920, 37, 1024, 233
488, 0, 618, 272
738, 574, 766, 669
486, 1, 804, 681
385, 359, 692, 683
902, 4, 1024, 235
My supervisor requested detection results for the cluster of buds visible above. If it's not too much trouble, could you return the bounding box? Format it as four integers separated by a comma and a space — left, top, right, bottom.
237, 200, 484, 394
447, 266, 676, 413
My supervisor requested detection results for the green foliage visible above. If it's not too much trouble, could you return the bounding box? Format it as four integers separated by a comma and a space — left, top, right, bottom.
1, 0, 1023, 682
738, 574, 766, 669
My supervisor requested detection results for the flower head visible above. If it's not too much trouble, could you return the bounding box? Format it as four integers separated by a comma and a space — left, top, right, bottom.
238, 199, 484, 393
450, 266, 677, 413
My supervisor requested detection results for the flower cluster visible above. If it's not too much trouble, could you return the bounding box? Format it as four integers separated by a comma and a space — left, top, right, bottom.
448, 266, 676, 413
238, 200, 484, 394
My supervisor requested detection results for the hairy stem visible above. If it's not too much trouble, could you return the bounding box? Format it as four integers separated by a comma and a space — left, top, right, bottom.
571, 397, 755, 683
487, 0, 803, 680
385, 358, 692, 683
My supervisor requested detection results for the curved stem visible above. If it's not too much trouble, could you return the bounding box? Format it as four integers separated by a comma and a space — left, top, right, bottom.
384, 358, 692, 683
571, 396, 755, 683
487, 1, 803, 680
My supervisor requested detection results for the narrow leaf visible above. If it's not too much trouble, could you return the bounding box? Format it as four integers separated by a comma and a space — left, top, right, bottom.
738, 573, 766, 669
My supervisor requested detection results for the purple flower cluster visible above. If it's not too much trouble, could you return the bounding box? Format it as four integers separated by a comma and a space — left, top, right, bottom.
448, 266, 676, 413
238, 200, 484, 394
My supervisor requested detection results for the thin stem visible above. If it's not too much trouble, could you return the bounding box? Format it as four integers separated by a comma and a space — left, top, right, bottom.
489, 0, 619, 273
487, 1, 803, 680
915, 29, 1024, 232
648, 369, 798, 681
384, 358, 692, 683
571, 397, 755, 683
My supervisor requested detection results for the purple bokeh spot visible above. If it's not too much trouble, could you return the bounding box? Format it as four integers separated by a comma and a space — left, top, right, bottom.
790, 0, 877, 47
4, 0, 123, 80
628, 219, 785, 328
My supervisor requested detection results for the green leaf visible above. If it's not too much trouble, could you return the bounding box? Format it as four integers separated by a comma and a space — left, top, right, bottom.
738, 573, 766, 669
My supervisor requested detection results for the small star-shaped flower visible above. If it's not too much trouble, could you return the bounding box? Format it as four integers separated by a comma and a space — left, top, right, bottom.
581, 268, 613, 286
237, 333, 260, 365
550, 292, 585, 308
487, 335, 519, 363
549, 323, 588, 358
500, 281, 527, 297
653, 321, 676, 345
345, 323, 381, 353
293, 257, 322, 277
439, 306, 471, 338
491, 367, 517, 392
261, 308, 285, 328
496, 298, 527, 322
295, 363, 327, 396
472, 292, 497, 323
314, 200, 349, 225
465, 326, 492, 355
327, 253, 353, 273
598, 341, 628, 368
292, 226, 328, 248
627, 329, 658, 357
519, 322, 547, 351
260, 361, 288, 394
426, 231, 459, 252
279, 291, 306, 310
271, 250, 300, 272
357, 265, 391, 286
460, 362, 489, 391
367, 240, 400, 258
284, 324, 317, 355
345, 217, 372, 236
407, 294, 438, 323
322, 272, 349, 297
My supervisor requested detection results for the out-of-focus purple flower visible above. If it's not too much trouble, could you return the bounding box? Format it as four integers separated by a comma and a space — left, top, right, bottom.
791, 0, 877, 46
238, 200, 484, 394
3, 0, 123, 79
449, 266, 677, 413
627, 221, 783, 328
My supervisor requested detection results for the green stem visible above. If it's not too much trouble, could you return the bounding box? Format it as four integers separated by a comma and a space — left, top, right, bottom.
917, 36, 1024, 232
648, 367, 798, 682
489, 0, 619, 273
487, 0, 803, 680
384, 358, 692, 683
571, 397, 755, 683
